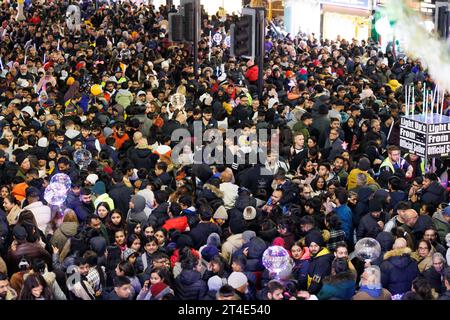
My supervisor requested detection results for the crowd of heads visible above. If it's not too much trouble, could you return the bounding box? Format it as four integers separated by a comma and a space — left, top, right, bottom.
0, 1, 449, 301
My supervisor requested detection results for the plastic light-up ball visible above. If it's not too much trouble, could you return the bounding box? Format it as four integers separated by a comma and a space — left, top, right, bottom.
375, 17, 392, 36
73, 148, 92, 168
50, 173, 72, 191
44, 183, 68, 206
170, 93, 186, 110
90, 84, 103, 96
262, 246, 290, 276
354, 237, 382, 262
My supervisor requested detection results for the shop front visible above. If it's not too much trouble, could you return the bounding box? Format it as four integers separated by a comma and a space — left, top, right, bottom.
320, 0, 374, 42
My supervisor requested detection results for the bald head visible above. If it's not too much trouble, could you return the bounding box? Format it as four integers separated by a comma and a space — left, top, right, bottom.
404, 209, 419, 227
133, 131, 143, 144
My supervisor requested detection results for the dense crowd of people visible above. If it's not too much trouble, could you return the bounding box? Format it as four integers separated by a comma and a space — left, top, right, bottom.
0, 0, 449, 301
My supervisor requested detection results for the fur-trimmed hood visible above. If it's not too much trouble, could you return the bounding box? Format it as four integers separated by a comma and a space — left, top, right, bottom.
202, 183, 224, 198
383, 247, 412, 260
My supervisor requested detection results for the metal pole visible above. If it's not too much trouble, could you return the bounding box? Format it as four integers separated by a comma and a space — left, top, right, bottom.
193, 0, 199, 80
257, 8, 265, 100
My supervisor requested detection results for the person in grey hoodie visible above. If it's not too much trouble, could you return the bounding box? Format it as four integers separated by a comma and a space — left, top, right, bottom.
127, 195, 148, 224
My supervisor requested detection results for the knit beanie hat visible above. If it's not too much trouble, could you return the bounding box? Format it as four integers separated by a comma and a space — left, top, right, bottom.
242, 230, 256, 244
213, 205, 228, 220
13, 225, 28, 241
228, 272, 248, 289
206, 233, 221, 247
207, 275, 223, 292
16, 152, 28, 166
305, 230, 324, 247
228, 217, 246, 235
200, 245, 219, 262
122, 248, 137, 261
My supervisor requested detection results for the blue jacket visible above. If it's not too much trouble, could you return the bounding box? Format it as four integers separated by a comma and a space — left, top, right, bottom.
317, 272, 356, 300
380, 247, 419, 295
333, 205, 353, 244
174, 269, 208, 300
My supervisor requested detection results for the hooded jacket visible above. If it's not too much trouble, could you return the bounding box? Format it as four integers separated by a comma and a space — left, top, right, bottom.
127, 195, 148, 224
22, 201, 52, 235
221, 233, 244, 264
246, 237, 267, 272
137, 189, 154, 217
50, 222, 79, 252
189, 222, 222, 250
174, 269, 208, 300
380, 247, 419, 295
292, 247, 311, 290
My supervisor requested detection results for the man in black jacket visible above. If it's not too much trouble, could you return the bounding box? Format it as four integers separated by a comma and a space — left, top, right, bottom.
108, 171, 133, 216
306, 230, 333, 294
0, 150, 17, 185
104, 276, 133, 300
147, 190, 170, 228
356, 199, 384, 240
188, 206, 222, 249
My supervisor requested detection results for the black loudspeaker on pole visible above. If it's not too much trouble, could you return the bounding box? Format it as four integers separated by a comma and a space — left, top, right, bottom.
256, 8, 265, 100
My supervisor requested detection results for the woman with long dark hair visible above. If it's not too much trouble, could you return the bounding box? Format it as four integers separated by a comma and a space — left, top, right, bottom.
19, 273, 53, 300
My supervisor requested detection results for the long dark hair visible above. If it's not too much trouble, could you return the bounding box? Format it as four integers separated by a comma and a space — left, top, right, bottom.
17, 209, 41, 243
19, 274, 53, 300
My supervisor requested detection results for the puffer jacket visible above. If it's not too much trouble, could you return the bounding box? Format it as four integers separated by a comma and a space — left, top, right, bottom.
292, 247, 311, 290
50, 222, 79, 252
22, 201, 51, 234
197, 183, 224, 212
317, 271, 356, 300
246, 237, 267, 272
380, 247, 419, 295
174, 269, 208, 300
221, 233, 244, 264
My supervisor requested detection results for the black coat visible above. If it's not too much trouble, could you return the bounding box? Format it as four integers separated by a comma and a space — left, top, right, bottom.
127, 147, 158, 171
421, 267, 446, 295
108, 183, 134, 217
188, 222, 222, 249
307, 248, 334, 294
420, 181, 447, 207
356, 213, 383, 240
147, 203, 170, 228
174, 269, 208, 300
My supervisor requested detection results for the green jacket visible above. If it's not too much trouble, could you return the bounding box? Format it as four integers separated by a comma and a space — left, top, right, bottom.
292, 121, 310, 142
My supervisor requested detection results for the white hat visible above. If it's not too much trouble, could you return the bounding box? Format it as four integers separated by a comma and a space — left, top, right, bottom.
21, 106, 35, 118
161, 60, 170, 69
243, 206, 256, 221
268, 98, 279, 109
207, 276, 224, 292
37, 137, 49, 148
85, 174, 99, 185
227, 272, 247, 289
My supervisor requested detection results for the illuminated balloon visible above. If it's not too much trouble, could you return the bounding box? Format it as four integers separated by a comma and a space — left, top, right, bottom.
50, 173, 72, 191
44, 183, 68, 206
73, 149, 92, 168
170, 93, 186, 110
90, 84, 103, 96
354, 238, 382, 262
262, 246, 290, 278
66, 5, 81, 32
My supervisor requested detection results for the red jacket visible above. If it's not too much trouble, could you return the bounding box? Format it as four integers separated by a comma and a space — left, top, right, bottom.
162, 216, 189, 233
245, 65, 259, 83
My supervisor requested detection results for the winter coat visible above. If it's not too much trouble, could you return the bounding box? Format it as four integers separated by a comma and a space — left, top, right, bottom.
317, 271, 356, 300
127, 147, 158, 171
127, 195, 148, 224
220, 182, 239, 210
147, 202, 170, 228
221, 233, 244, 264
174, 269, 208, 300
6, 205, 21, 226
245, 65, 258, 83
246, 237, 267, 272
189, 222, 222, 250
347, 168, 378, 191
50, 222, 78, 252
307, 247, 334, 294
93, 193, 115, 212
162, 216, 189, 233
333, 205, 353, 245
432, 212, 450, 245
197, 183, 224, 211
421, 181, 447, 207
421, 266, 446, 295
292, 248, 311, 290
380, 247, 419, 295
108, 183, 134, 217
22, 201, 51, 235
7, 242, 52, 276
356, 213, 383, 240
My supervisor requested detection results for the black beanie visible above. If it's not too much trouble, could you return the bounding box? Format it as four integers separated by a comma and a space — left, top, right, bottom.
229, 217, 246, 234
368, 199, 383, 213
176, 234, 194, 251
305, 230, 324, 247
16, 152, 28, 166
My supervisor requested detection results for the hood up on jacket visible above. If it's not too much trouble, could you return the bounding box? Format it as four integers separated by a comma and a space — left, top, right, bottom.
130, 195, 146, 212
383, 247, 414, 269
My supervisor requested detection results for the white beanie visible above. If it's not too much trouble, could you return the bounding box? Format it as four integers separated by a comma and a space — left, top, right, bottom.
227, 272, 247, 289
268, 98, 279, 109
208, 276, 224, 292
37, 137, 49, 148
85, 174, 99, 185
21, 106, 35, 118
